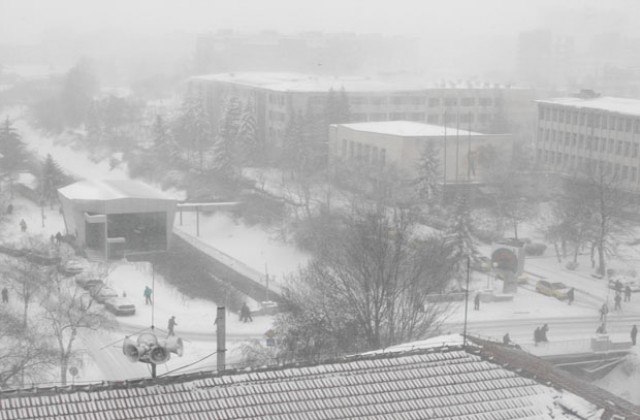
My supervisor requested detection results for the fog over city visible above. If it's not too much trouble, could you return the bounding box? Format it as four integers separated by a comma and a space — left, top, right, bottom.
1, 1, 640, 419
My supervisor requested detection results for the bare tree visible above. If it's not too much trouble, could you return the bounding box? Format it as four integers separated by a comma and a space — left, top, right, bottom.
0, 308, 56, 388
275, 199, 456, 361
43, 283, 113, 385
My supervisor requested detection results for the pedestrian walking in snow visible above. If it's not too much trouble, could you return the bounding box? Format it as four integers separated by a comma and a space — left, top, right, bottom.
143, 286, 153, 305
631, 325, 638, 346
615, 293, 622, 311
240, 303, 252, 323
624, 285, 632, 302
567, 288, 575, 305
167, 316, 177, 336
540, 324, 549, 342
55, 232, 63, 245
502, 333, 511, 346
534, 327, 541, 346
19, 219, 26, 232
1, 287, 8, 304
474, 293, 480, 311
599, 303, 609, 321
596, 323, 607, 334
615, 280, 623, 294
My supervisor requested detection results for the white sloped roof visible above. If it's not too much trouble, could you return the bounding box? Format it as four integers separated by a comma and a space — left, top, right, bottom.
536, 96, 640, 116
337, 120, 483, 137
58, 179, 175, 201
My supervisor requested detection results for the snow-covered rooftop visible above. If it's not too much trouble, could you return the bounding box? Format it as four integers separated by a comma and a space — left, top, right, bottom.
192, 72, 517, 93
337, 120, 484, 137
58, 179, 176, 201
536, 96, 640, 116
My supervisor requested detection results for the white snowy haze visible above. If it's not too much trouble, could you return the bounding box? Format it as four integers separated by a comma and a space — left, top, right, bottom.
2, 0, 640, 83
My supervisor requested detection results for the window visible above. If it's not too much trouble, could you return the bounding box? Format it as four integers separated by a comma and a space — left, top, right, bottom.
633, 167, 638, 183
444, 98, 457, 106
427, 114, 439, 124
341, 139, 347, 157
625, 142, 631, 155
409, 113, 424, 121
349, 141, 354, 159
371, 97, 387, 106
350, 96, 367, 105
634, 143, 639, 158
380, 149, 386, 166
351, 113, 367, 122
364, 145, 371, 163
391, 113, 405, 120
623, 165, 629, 180
428, 98, 441, 107
479, 98, 492, 107
368, 113, 386, 121
461, 98, 475, 106
627, 119, 633, 132
609, 139, 615, 153
617, 140, 623, 155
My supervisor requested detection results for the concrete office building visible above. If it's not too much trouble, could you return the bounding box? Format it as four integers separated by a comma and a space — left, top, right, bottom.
535, 92, 640, 191
329, 121, 513, 183
188, 72, 533, 159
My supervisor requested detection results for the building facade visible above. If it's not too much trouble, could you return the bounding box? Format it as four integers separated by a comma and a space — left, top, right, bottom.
535, 93, 640, 191
329, 121, 513, 183
188, 72, 533, 159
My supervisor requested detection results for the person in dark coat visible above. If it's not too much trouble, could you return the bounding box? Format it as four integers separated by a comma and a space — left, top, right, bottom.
19, 219, 26, 232
600, 303, 609, 321
615, 280, 623, 294
596, 323, 607, 334
1, 287, 8, 304
502, 333, 511, 346
540, 324, 549, 342
240, 303, 252, 322
143, 286, 153, 305
624, 285, 632, 302
167, 316, 177, 336
55, 232, 63, 245
631, 325, 638, 346
614, 293, 622, 311
474, 293, 480, 311
567, 288, 575, 305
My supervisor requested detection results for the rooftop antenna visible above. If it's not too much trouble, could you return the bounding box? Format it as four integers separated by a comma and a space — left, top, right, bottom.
463, 256, 470, 347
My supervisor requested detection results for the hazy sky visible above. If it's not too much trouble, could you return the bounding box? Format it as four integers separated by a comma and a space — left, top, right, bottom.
2, 0, 637, 45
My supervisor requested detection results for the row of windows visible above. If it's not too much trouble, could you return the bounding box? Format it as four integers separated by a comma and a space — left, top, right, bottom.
268, 94, 285, 106
346, 112, 495, 124
309, 96, 499, 107
540, 106, 640, 132
268, 110, 286, 122
539, 150, 640, 183
539, 129, 640, 158
339, 139, 387, 166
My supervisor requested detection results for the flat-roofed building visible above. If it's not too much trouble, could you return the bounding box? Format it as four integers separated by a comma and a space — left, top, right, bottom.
58, 180, 178, 259
535, 92, 640, 191
329, 120, 513, 183
188, 72, 533, 160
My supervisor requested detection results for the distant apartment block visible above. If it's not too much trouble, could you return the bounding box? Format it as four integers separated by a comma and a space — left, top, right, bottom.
535, 92, 640, 191
329, 121, 513, 183
188, 72, 533, 158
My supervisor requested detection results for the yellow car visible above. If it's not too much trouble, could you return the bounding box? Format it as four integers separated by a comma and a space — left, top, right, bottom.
535, 280, 570, 300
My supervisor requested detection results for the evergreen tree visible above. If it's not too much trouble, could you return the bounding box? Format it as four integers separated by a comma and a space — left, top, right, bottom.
236, 99, 259, 165
61, 60, 98, 127
210, 96, 243, 177
445, 194, 479, 273
337, 87, 351, 123
39, 154, 66, 208
414, 142, 441, 202
282, 111, 304, 175
0, 118, 28, 198
176, 97, 214, 170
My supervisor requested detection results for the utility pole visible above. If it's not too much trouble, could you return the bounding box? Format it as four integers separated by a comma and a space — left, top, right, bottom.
463, 256, 470, 347
216, 306, 226, 373
443, 110, 447, 202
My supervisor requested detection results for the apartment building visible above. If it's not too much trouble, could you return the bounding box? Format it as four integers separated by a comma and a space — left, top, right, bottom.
535, 92, 640, 191
188, 72, 533, 159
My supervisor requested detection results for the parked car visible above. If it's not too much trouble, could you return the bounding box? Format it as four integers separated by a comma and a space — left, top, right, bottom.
58, 259, 85, 276
535, 280, 570, 300
75, 276, 104, 290
92, 286, 119, 303
104, 298, 136, 316
471, 256, 491, 273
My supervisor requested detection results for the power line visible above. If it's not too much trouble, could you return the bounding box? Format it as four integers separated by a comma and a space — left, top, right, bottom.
158, 351, 218, 377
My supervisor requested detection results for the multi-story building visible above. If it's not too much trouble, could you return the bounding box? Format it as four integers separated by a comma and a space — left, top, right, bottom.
188, 72, 533, 159
329, 121, 513, 183
535, 91, 640, 191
